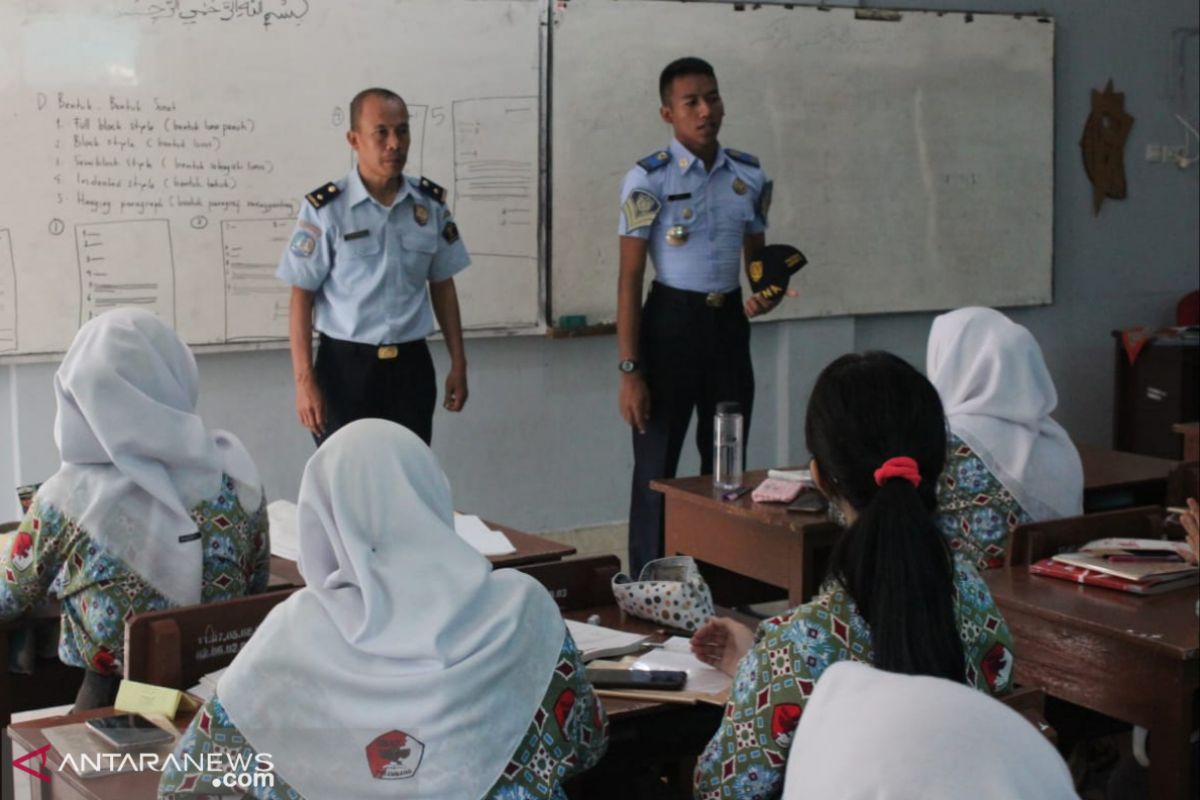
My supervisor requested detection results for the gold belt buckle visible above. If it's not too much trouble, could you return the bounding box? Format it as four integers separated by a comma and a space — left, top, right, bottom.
377, 345, 399, 359
705, 292, 725, 308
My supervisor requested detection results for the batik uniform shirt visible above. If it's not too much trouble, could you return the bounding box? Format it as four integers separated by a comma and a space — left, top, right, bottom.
0, 475, 269, 675
158, 631, 608, 800
935, 432, 1034, 570
693, 557, 1014, 800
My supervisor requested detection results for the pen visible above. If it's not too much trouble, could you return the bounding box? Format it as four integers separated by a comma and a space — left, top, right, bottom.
721, 486, 751, 502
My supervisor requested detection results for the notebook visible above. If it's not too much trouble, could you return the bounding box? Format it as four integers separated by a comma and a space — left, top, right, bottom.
1030, 557, 1199, 595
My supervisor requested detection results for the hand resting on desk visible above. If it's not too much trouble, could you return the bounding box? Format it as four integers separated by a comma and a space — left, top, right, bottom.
690, 617, 756, 676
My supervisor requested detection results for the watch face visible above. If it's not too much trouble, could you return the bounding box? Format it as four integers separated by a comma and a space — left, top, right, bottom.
619, 359, 637, 373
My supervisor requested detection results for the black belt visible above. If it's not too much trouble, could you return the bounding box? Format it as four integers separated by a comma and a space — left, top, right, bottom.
318, 333, 424, 360
651, 282, 741, 309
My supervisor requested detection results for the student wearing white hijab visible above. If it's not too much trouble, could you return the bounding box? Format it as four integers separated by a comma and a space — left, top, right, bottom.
927, 307, 1083, 569
782, 661, 1078, 800
158, 419, 608, 800
0, 308, 269, 709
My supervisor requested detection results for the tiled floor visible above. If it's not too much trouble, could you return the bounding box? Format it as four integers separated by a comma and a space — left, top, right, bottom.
540, 522, 630, 573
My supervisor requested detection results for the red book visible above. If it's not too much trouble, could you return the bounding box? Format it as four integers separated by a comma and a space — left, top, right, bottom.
1029, 557, 1199, 595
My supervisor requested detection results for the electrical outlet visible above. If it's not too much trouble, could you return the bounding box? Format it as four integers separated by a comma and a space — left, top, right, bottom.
1164, 145, 1188, 162
1145, 144, 1163, 162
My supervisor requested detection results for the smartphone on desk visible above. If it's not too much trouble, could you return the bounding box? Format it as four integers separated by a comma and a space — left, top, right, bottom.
787, 489, 828, 514
585, 668, 687, 691
84, 713, 174, 749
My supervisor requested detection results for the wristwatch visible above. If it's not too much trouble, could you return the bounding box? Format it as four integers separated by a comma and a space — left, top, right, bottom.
618, 358, 640, 374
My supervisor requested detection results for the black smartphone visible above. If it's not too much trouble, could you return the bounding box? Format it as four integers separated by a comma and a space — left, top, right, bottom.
787, 489, 828, 513
585, 668, 687, 691
84, 714, 174, 749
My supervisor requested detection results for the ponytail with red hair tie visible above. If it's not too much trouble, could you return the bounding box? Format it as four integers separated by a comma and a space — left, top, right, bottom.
873, 456, 921, 488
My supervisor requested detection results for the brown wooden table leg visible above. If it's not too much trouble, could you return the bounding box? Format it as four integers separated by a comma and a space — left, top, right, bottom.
1148, 679, 1195, 800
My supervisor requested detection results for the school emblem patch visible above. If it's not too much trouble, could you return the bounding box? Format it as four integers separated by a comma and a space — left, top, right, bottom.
980, 642, 1013, 692
365, 730, 424, 780
10, 532, 34, 571
289, 230, 316, 258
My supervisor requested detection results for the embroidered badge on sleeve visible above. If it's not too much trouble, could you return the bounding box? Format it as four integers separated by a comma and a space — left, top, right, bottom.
622, 189, 661, 234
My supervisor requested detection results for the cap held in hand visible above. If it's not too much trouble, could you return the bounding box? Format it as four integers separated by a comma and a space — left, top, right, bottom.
748, 244, 807, 300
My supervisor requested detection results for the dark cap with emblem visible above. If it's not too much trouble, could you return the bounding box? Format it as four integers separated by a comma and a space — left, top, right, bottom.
748, 244, 807, 299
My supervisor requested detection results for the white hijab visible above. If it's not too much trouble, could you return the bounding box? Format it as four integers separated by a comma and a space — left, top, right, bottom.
219, 419, 565, 800
783, 661, 1078, 800
36, 308, 260, 607
927, 307, 1083, 521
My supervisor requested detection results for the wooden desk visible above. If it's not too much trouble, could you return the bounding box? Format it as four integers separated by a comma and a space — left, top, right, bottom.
266, 523, 576, 588
8, 705, 180, 799
488, 524, 577, 568
8, 607, 696, 800
1079, 444, 1178, 511
985, 568, 1198, 799
652, 470, 840, 606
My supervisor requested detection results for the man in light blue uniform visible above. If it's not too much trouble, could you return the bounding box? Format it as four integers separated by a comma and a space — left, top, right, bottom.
617, 57, 785, 575
278, 87, 470, 446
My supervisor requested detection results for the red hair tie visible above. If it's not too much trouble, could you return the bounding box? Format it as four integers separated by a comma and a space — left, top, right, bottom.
874, 456, 921, 488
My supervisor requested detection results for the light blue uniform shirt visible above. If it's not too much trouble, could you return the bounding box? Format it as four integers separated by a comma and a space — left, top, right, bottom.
276, 168, 470, 345
618, 139, 770, 294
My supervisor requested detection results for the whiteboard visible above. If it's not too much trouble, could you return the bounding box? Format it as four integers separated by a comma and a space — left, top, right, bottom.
0, 0, 543, 357
550, 1, 1054, 324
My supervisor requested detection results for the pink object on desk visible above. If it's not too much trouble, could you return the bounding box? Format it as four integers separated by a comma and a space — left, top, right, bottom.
751, 478, 804, 504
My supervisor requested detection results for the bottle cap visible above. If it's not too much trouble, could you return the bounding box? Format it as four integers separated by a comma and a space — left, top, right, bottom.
716, 401, 741, 416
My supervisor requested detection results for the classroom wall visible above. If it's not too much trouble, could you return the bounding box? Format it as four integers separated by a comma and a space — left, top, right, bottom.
2, 0, 1197, 532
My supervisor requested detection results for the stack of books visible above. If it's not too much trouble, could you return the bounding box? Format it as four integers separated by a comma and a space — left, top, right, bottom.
1030, 538, 1198, 595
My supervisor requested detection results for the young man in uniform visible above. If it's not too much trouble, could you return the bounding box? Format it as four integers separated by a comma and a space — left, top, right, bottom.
278, 87, 469, 445
617, 58, 786, 574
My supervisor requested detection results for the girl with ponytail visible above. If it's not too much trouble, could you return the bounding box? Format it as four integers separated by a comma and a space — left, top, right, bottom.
692, 352, 1014, 800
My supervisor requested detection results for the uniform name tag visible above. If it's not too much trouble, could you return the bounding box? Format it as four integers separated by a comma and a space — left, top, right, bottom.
666, 193, 692, 201
343, 229, 370, 241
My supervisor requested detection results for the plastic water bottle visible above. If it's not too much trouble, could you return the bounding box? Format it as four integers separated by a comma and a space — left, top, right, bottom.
713, 401, 744, 490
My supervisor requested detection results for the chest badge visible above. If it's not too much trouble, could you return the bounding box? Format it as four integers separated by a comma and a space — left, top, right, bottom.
732, 178, 748, 196
666, 225, 689, 246
413, 204, 429, 226
681, 208, 694, 220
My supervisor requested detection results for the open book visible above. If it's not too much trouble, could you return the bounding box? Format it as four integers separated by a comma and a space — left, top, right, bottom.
564, 619, 651, 661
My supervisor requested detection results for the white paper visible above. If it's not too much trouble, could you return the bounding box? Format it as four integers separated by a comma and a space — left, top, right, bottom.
631, 636, 732, 696
767, 468, 813, 484
564, 619, 650, 661
266, 499, 300, 561
453, 513, 516, 556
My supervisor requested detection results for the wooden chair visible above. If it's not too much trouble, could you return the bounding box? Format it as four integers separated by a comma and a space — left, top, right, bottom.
0, 617, 85, 732
1166, 460, 1199, 507
999, 685, 1056, 744
123, 587, 299, 690
516, 555, 620, 611
1006, 505, 1169, 566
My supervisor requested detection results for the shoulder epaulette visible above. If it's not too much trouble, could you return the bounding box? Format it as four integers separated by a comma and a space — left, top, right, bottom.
305, 181, 340, 210
637, 150, 671, 172
417, 176, 446, 204
724, 148, 760, 168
